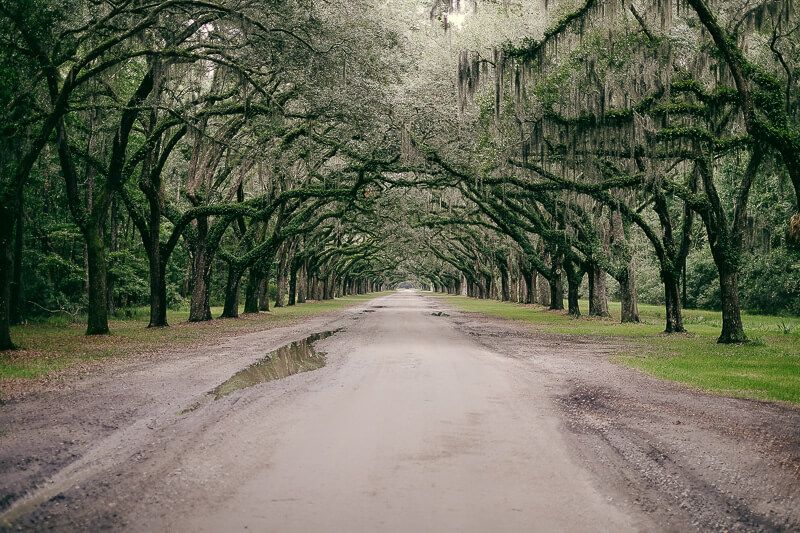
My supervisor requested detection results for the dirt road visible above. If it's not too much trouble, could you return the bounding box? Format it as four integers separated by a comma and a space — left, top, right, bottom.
1, 291, 799, 531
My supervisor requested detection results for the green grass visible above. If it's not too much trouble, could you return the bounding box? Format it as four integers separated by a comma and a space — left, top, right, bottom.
435, 294, 800, 404
1, 293, 389, 384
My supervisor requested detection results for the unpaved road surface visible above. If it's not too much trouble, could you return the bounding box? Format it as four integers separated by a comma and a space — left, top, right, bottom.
1, 291, 799, 531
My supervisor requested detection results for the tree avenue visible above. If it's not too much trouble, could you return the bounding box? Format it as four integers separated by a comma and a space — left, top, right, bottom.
1, 0, 798, 350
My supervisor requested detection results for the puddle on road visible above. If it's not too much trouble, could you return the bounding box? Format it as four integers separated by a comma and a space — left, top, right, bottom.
210, 330, 338, 400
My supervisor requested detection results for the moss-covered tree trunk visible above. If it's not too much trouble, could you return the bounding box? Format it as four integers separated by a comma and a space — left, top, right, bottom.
275, 258, 287, 307
59, 68, 154, 335
548, 254, 564, 311
619, 260, 640, 323
297, 262, 307, 303
85, 229, 110, 335
663, 270, 685, 333
588, 263, 609, 317
221, 263, 242, 318
0, 204, 14, 350
258, 276, 270, 312
697, 151, 761, 343
564, 259, 582, 317
610, 211, 639, 323
718, 268, 746, 343
244, 265, 262, 314
523, 267, 535, 304
499, 268, 510, 302
10, 185, 23, 325
309, 274, 319, 301
141, 194, 168, 327
325, 272, 335, 300
288, 263, 298, 306
147, 247, 168, 327
189, 219, 213, 322
536, 273, 550, 306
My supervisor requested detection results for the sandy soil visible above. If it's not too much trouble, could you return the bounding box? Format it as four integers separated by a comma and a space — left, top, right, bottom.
1, 291, 798, 531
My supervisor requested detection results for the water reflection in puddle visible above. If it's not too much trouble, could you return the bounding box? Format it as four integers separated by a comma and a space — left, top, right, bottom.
210, 330, 339, 400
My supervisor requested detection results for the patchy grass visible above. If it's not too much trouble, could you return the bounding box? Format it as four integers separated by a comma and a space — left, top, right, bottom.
1, 293, 388, 385
435, 294, 800, 404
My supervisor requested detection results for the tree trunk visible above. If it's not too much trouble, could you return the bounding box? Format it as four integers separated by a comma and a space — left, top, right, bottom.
619, 260, 640, 323
609, 210, 639, 322
536, 274, 549, 306
10, 185, 23, 325
221, 264, 242, 318
297, 263, 306, 303
499, 268, 510, 302
524, 270, 534, 304
275, 259, 287, 307
588, 264, 609, 317
188, 217, 212, 321
325, 273, 335, 300
189, 263, 212, 321
563, 262, 581, 317
694, 151, 759, 342
549, 256, 564, 310
107, 197, 118, 317
663, 270, 686, 333
310, 275, 319, 301
258, 277, 270, 311
0, 207, 14, 349
85, 229, 110, 335
548, 275, 563, 309
567, 278, 581, 317
288, 264, 298, 306
718, 268, 746, 343
244, 265, 261, 314
147, 246, 168, 327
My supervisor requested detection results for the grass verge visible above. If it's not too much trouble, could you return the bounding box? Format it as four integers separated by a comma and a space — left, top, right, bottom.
1, 293, 388, 386
434, 294, 800, 404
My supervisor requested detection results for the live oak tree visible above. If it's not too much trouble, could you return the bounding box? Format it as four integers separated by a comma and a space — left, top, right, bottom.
447, 0, 799, 342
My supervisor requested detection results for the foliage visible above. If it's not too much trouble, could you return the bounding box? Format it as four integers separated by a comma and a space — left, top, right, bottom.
740, 248, 800, 316
0, 0, 799, 367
